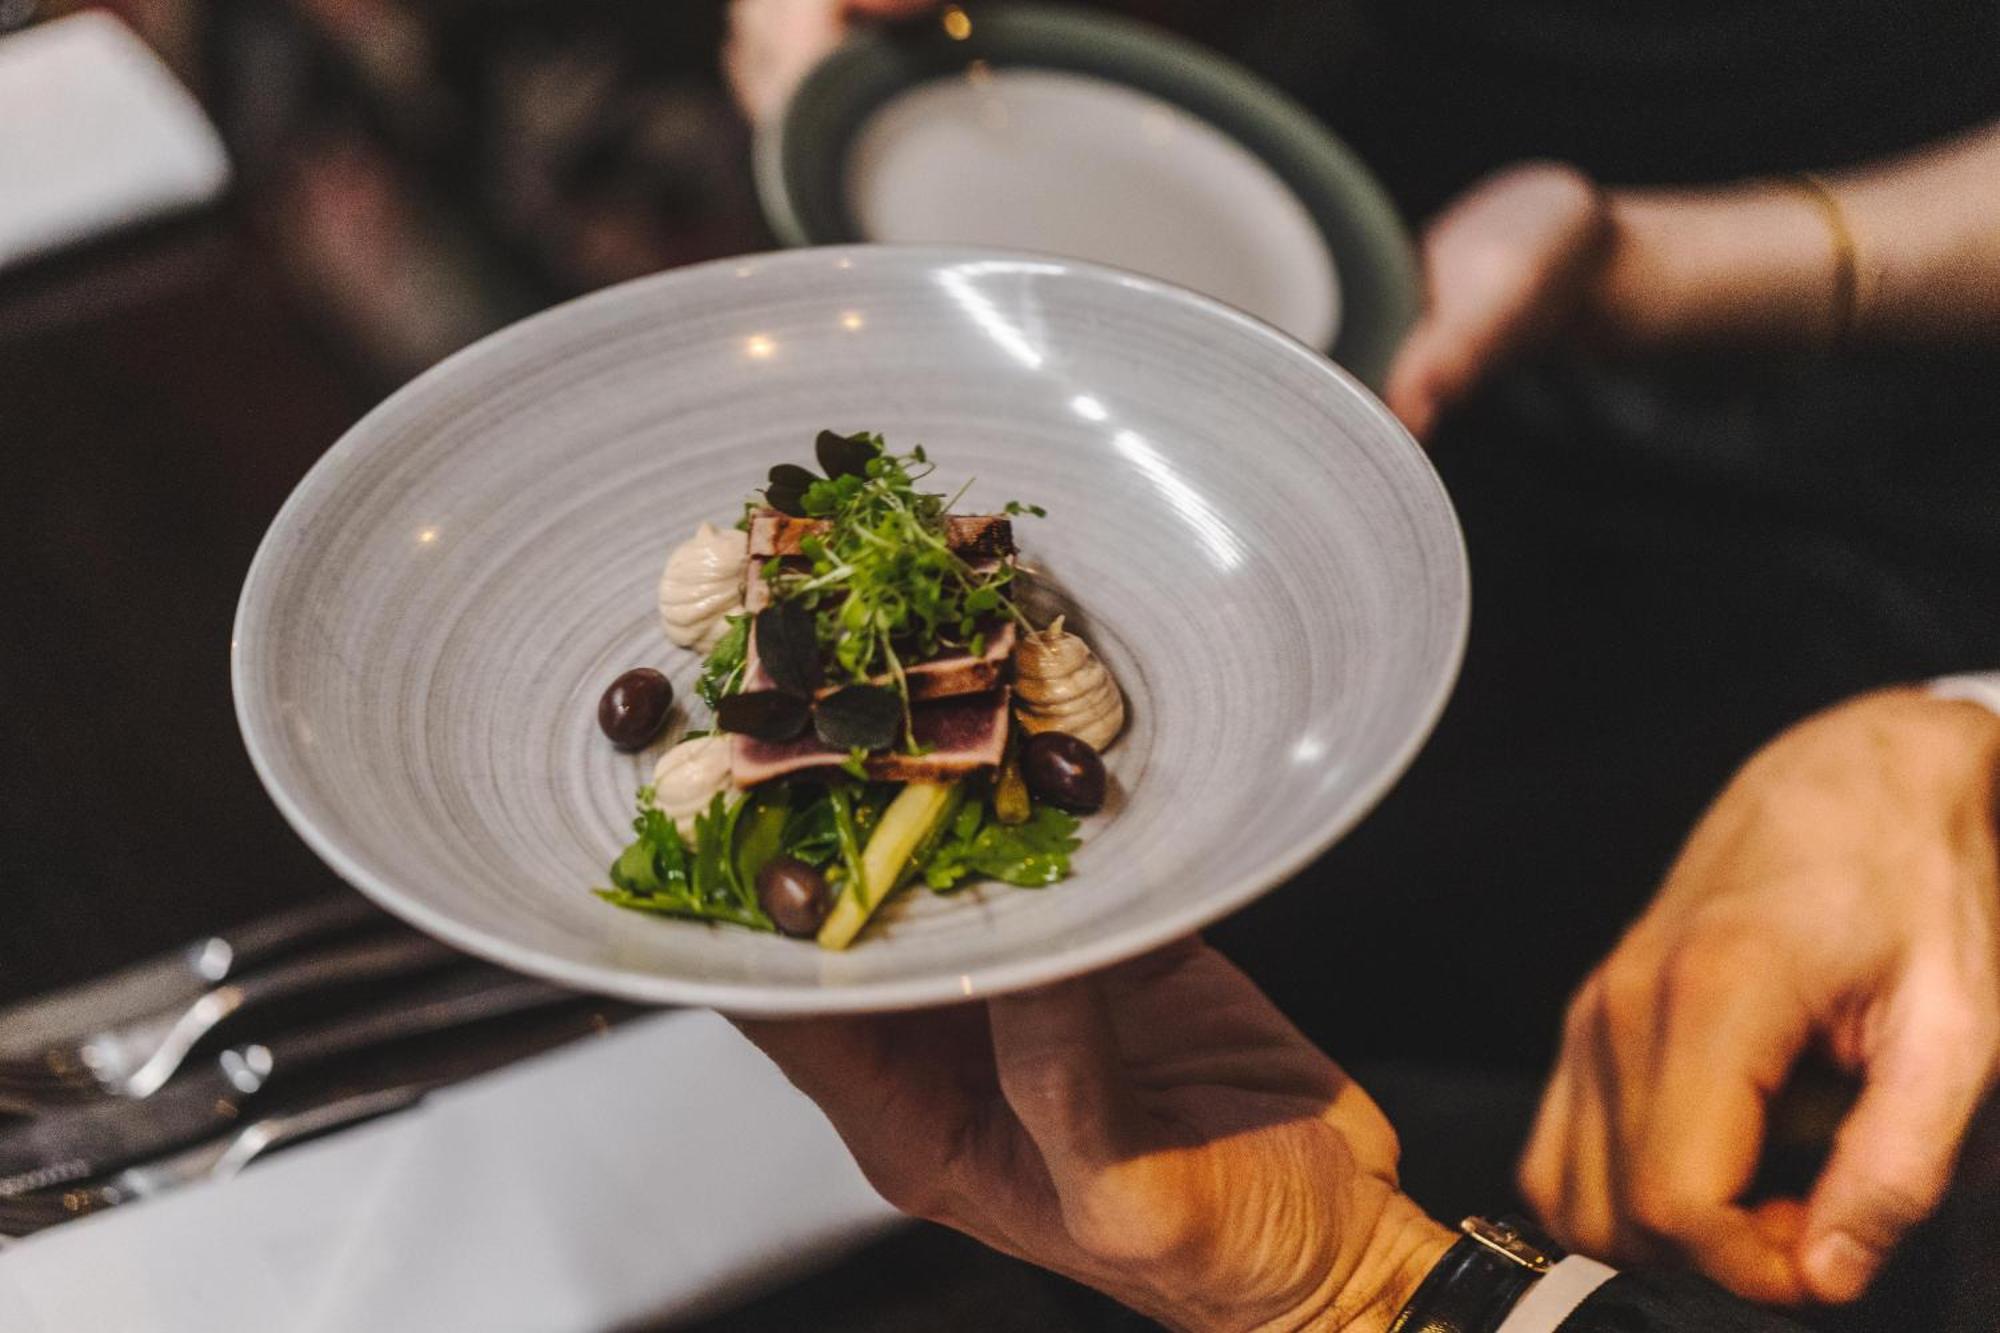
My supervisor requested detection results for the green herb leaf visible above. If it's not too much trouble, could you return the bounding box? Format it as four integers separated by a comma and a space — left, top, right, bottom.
755, 603, 822, 697
813, 684, 901, 752
766, 463, 819, 517
696, 614, 750, 710
598, 791, 774, 930
733, 787, 793, 891
780, 787, 842, 866
826, 784, 868, 909
815, 430, 881, 480
921, 800, 1079, 891
716, 689, 811, 740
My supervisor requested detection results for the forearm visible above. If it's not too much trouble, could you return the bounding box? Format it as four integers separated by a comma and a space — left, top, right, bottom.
1586, 118, 2000, 349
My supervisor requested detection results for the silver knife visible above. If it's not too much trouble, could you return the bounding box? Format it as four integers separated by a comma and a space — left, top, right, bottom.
0, 930, 467, 1108
0, 896, 389, 1059
0, 1000, 634, 1236
0, 1084, 431, 1237
0, 968, 589, 1195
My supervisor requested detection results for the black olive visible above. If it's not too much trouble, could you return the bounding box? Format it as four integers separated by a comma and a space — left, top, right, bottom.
757, 857, 829, 937
1020, 731, 1107, 813
598, 668, 673, 750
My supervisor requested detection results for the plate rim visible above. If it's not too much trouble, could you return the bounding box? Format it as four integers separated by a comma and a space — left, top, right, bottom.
232, 242, 1469, 1016
756, 1, 1422, 385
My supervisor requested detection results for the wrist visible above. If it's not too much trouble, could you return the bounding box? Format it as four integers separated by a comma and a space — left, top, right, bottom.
1584, 181, 1843, 350
1295, 1194, 1454, 1333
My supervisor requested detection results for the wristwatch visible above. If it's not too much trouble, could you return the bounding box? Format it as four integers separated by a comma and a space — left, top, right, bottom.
1389, 1217, 1614, 1333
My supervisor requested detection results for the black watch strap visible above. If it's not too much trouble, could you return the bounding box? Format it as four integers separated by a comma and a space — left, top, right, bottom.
1388, 1217, 1560, 1333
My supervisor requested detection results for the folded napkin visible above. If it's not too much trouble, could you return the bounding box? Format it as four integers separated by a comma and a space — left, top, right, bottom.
0, 1011, 901, 1332
0, 11, 230, 270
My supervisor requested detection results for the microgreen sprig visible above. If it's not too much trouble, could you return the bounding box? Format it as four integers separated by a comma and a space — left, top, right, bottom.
767, 436, 1036, 705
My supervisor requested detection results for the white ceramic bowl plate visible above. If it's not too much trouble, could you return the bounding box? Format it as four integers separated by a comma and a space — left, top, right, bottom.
760, 3, 1421, 384
234, 247, 1466, 1015
847, 69, 1341, 349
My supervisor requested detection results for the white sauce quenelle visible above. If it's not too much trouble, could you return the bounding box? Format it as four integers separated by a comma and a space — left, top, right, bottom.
650, 734, 736, 837
657, 521, 747, 651
1014, 616, 1124, 751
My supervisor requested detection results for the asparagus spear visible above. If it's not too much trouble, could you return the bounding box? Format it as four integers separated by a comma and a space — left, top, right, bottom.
817, 780, 962, 950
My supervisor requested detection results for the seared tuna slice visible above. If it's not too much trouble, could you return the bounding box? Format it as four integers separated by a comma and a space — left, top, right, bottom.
730, 689, 1010, 786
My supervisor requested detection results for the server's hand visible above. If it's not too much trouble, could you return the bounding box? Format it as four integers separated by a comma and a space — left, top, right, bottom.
740, 940, 1453, 1332
1522, 688, 2000, 1305
725, 0, 938, 125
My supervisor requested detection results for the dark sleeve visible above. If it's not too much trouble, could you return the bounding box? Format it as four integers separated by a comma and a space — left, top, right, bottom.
1557, 1271, 1809, 1332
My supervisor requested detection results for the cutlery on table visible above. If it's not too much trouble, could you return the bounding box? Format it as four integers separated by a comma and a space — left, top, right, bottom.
0, 895, 389, 1059
0, 995, 633, 1237
0, 967, 599, 1197
0, 1084, 429, 1237
0, 930, 463, 1111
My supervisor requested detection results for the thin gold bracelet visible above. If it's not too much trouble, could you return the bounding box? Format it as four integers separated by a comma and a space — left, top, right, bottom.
1783, 171, 1861, 347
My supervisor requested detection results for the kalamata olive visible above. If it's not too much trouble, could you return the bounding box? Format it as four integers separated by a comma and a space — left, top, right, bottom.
1020, 731, 1107, 813
598, 668, 673, 750
756, 857, 829, 937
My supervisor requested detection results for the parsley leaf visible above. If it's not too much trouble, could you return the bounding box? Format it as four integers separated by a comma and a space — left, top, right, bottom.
597, 791, 774, 930
696, 614, 750, 710
922, 800, 1079, 891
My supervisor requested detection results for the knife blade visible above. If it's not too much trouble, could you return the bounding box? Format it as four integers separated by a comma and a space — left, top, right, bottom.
0, 1000, 642, 1234
0, 896, 390, 1060
0, 968, 602, 1194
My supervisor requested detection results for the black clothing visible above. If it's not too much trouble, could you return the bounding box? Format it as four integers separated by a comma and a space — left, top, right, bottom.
1215, 6, 2000, 1075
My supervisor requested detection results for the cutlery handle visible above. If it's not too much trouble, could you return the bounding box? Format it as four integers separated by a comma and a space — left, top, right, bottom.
116, 933, 466, 1098
260, 971, 582, 1075
226, 931, 464, 1015
209, 1083, 431, 1181
200, 896, 389, 979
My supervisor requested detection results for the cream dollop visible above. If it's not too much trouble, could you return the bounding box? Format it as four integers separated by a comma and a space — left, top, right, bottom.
1014, 617, 1124, 750
651, 735, 736, 837
658, 521, 747, 651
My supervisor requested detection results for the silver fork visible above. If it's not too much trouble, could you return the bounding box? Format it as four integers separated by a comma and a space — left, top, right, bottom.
0, 969, 597, 1196
0, 1084, 430, 1237
0, 931, 461, 1109
0, 896, 387, 1060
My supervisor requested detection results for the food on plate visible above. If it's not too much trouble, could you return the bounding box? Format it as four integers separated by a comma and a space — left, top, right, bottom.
650, 734, 734, 835
598, 668, 674, 750
755, 856, 830, 937
657, 521, 748, 650
1020, 731, 1108, 814
593, 430, 1123, 949
1014, 616, 1125, 749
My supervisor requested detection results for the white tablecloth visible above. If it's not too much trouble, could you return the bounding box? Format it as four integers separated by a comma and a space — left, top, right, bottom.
0, 1011, 900, 1332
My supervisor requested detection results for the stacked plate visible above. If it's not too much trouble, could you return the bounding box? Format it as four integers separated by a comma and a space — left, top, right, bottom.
757, 2, 1419, 385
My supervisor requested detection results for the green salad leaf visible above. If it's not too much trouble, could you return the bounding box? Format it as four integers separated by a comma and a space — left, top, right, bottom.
922, 799, 1080, 891
597, 791, 773, 930
696, 614, 750, 710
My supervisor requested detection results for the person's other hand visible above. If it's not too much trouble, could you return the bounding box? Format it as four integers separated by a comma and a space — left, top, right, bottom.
739, 939, 1453, 1332
1520, 689, 2000, 1305
725, 0, 938, 125
1383, 162, 1610, 441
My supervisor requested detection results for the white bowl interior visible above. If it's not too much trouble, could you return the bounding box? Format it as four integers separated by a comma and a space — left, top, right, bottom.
845, 69, 1341, 349
234, 247, 1465, 1013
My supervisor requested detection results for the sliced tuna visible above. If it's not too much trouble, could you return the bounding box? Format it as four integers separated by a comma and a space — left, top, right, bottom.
731, 689, 1010, 786
741, 617, 1016, 700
